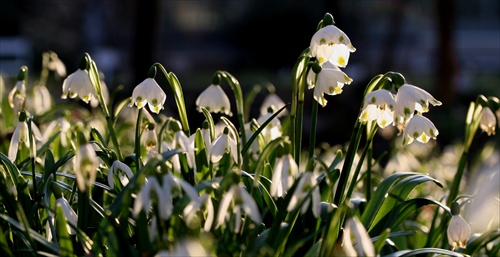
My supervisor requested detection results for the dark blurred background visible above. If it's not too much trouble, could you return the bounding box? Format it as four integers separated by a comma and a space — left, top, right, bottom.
1, 0, 499, 149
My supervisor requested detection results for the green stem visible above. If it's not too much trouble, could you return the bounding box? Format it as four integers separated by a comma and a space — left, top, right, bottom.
134, 108, 143, 171
290, 51, 310, 163
446, 150, 468, 206
306, 100, 319, 171
154, 63, 190, 135
333, 120, 364, 206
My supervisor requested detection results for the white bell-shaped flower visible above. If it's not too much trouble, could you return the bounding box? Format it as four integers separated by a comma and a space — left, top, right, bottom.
270, 153, 299, 198
8, 80, 26, 114
394, 84, 442, 125
260, 93, 287, 118
215, 184, 262, 232
61, 69, 96, 104
196, 84, 232, 116
74, 143, 99, 192
447, 203, 471, 251
183, 194, 215, 232
107, 160, 134, 189
210, 127, 240, 164
402, 114, 439, 145
310, 25, 356, 68
359, 89, 396, 128
130, 78, 166, 114
479, 107, 496, 136
8, 115, 30, 161
287, 172, 321, 218
308, 61, 353, 107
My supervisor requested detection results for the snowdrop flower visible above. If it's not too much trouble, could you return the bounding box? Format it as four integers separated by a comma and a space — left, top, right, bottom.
43, 117, 71, 147
447, 202, 471, 251
307, 61, 352, 107
74, 143, 99, 192
107, 160, 134, 189
256, 110, 282, 143
130, 78, 166, 114
133, 176, 166, 219
270, 146, 299, 198
210, 127, 240, 164
196, 84, 232, 116
394, 84, 442, 125
402, 114, 439, 145
479, 107, 496, 136
342, 216, 375, 256
61, 68, 96, 104
143, 123, 158, 152
90, 72, 110, 108
287, 172, 321, 218
46, 51, 67, 78
55, 197, 78, 235
169, 120, 196, 173
27, 84, 52, 115
183, 194, 215, 232
8, 80, 26, 114
216, 184, 262, 232
359, 89, 396, 128
260, 92, 287, 118
309, 25, 356, 67
8, 111, 30, 161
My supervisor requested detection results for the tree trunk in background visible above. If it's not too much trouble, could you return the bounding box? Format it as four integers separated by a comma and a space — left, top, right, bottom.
132, 0, 158, 86
437, 0, 457, 104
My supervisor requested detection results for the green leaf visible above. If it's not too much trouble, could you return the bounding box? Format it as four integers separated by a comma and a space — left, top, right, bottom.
55, 204, 74, 257
0, 226, 14, 257
463, 229, 500, 256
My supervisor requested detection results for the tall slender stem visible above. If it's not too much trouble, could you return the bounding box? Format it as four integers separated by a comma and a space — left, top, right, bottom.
306, 100, 319, 171
134, 108, 143, 171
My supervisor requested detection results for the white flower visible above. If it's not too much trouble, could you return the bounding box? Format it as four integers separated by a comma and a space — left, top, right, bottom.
402, 114, 439, 145
133, 176, 166, 219
210, 127, 240, 164
8, 80, 26, 114
130, 78, 166, 114
342, 217, 375, 256
256, 112, 282, 143
260, 93, 287, 118
61, 69, 96, 104
394, 84, 442, 125
287, 172, 321, 218
307, 61, 353, 107
27, 85, 52, 115
309, 25, 356, 67
215, 184, 261, 232
74, 143, 99, 192
107, 160, 134, 189
447, 214, 471, 251
359, 89, 396, 128
46, 51, 67, 78
196, 84, 232, 116
170, 129, 196, 173
8, 118, 29, 161
270, 154, 299, 198
133, 174, 198, 221
55, 197, 78, 235
479, 107, 496, 136
183, 194, 215, 232
42, 117, 71, 147
142, 123, 158, 152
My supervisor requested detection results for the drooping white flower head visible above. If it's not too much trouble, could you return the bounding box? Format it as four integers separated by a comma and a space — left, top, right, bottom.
308, 61, 353, 107
256, 111, 282, 143
46, 51, 67, 78
130, 78, 167, 114
133, 176, 166, 219
394, 84, 442, 125
479, 107, 496, 136
402, 114, 439, 145
359, 89, 396, 128
55, 197, 78, 235
183, 193, 215, 232
342, 217, 375, 256
196, 84, 232, 116
310, 25, 356, 67
270, 153, 299, 198
215, 184, 262, 232
447, 203, 471, 251
27, 84, 52, 115
142, 123, 158, 152
210, 127, 240, 164
74, 143, 99, 192
287, 172, 321, 218
8, 116, 30, 161
107, 160, 134, 189
260, 93, 288, 118
61, 69, 96, 104
8, 80, 26, 114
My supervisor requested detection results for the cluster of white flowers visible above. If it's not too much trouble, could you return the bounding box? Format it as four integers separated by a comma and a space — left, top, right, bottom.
359, 84, 442, 145
308, 24, 355, 106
